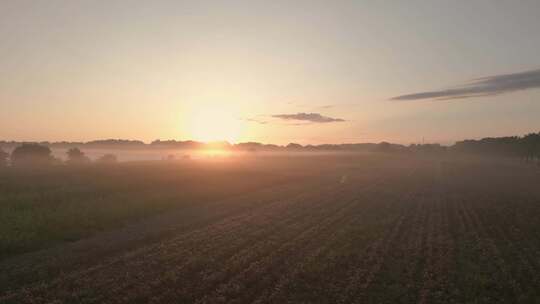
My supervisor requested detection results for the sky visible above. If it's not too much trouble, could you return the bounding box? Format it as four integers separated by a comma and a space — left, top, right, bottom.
1, 0, 540, 145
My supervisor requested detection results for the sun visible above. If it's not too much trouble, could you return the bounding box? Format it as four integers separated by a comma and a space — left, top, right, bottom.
187, 106, 242, 143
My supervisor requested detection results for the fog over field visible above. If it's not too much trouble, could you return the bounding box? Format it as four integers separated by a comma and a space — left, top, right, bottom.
1, 154, 540, 303
3, 147, 174, 162
45, 148, 365, 161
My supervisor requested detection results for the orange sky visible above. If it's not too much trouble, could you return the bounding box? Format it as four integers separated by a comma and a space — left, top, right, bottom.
2, 1, 540, 145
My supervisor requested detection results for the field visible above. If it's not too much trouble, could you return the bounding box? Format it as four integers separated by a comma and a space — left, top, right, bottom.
1, 153, 540, 303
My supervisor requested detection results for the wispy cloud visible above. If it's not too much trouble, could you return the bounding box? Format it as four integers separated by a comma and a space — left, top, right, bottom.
315, 103, 362, 109
391, 68, 540, 101
272, 112, 345, 123
241, 118, 269, 125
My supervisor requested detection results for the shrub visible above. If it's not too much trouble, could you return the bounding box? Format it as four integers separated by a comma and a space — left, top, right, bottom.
0, 148, 8, 167
97, 153, 118, 164
66, 148, 91, 165
11, 144, 53, 166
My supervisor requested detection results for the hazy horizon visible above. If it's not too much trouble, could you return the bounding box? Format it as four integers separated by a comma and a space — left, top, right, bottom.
1, 128, 539, 147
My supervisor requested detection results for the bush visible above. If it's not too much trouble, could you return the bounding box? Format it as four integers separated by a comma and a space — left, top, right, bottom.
97, 154, 118, 164
0, 148, 8, 167
66, 148, 90, 165
11, 144, 53, 166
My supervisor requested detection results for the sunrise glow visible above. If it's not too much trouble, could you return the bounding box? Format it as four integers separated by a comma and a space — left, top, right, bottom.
186, 106, 242, 143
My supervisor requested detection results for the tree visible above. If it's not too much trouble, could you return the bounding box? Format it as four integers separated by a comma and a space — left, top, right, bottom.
97, 154, 117, 164
286, 143, 303, 150
11, 144, 53, 166
521, 133, 540, 163
66, 147, 90, 165
376, 142, 392, 152
0, 148, 8, 167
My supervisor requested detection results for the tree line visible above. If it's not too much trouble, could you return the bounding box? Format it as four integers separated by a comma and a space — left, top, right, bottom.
1, 132, 539, 167
452, 132, 540, 162
0, 144, 117, 167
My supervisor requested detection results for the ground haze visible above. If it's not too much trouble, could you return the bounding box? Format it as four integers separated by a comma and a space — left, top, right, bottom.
1, 154, 539, 303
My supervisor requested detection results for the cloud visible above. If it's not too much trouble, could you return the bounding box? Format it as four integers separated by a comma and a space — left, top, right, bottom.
391, 68, 540, 101
316, 103, 363, 109
241, 117, 269, 125
272, 112, 345, 123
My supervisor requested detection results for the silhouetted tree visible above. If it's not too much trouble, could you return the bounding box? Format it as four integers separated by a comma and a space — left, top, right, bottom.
97, 154, 117, 164
376, 142, 394, 153
66, 148, 90, 165
450, 132, 540, 164
86, 139, 145, 148
11, 144, 53, 166
521, 133, 540, 163
233, 142, 264, 152
286, 143, 303, 150
0, 148, 8, 167
409, 144, 447, 154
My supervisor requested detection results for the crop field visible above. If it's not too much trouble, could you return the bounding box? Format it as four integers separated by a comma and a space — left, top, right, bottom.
1, 154, 540, 303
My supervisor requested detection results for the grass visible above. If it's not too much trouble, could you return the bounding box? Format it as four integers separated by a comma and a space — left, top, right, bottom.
0, 159, 294, 260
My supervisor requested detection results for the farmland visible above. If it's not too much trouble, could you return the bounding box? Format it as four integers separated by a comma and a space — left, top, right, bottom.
1, 153, 540, 303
